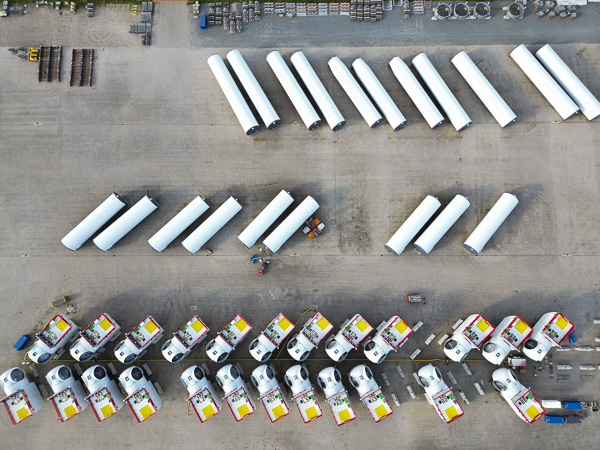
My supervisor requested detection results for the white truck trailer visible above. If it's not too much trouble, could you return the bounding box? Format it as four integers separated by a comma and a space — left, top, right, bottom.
363, 315, 413, 364
27, 313, 79, 364
317, 367, 356, 426
522, 312, 574, 361
161, 315, 209, 363
287, 312, 334, 362
325, 314, 373, 362
216, 364, 256, 422
46, 365, 88, 422
181, 365, 222, 423
249, 313, 295, 362
492, 368, 545, 424
206, 314, 252, 363
251, 365, 291, 423
119, 366, 162, 423
263, 196, 320, 253
482, 316, 533, 365
418, 364, 464, 424
70, 313, 121, 362
348, 365, 393, 423
444, 314, 494, 362
82, 365, 124, 422
0, 367, 44, 425
238, 190, 294, 249
284, 364, 323, 424
114, 316, 163, 364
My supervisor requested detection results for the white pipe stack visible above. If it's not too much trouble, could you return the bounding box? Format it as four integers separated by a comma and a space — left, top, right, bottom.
263, 196, 319, 253
535, 44, 600, 122
451, 51, 517, 128
412, 53, 472, 132
352, 58, 407, 131
389, 56, 445, 130
328, 56, 383, 128
226, 49, 282, 130
385, 195, 441, 256
266, 51, 321, 130
290, 51, 346, 131
93, 195, 159, 251
61, 193, 127, 251
207, 54, 260, 136
509, 44, 579, 121
182, 197, 242, 254
413, 194, 470, 255
463, 193, 519, 255
148, 196, 210, 252
238, 190, 294, 249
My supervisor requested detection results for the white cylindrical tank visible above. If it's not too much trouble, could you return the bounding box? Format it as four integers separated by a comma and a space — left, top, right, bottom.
61, 193, 127, 251
93, 195, 158, 251
385, 195, 441, 256
389, 56, 445, 130
263, 196, 319, 253
182, 197, 242, 254
266, 51, 321, 130
238, 190, 294, 248
451, 51, 517, 128
413, 195, 470, 255
535, 44, 600, 122
226, 49, 281, 130
290, 51, 346, 131
412, 53, 472, 132
328, 56, 383, 128
207, 54, 260, 136
148, 196, 210, 252
463, 193, 519, 255
352, 58, 407, 131
509, 44, 579, 121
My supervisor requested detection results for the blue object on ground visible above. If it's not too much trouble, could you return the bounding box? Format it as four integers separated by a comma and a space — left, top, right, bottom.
544, 415, 565, 424
14, 334, 31, 351
569, 330, 576, 343
562, 401, 583, 410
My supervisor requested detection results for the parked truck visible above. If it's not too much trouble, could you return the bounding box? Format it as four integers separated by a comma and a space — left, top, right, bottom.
215, 364, 256, 422
27, 313, 79, 364
363, 315, 413, 364
70, 313, 121, 362
287, 313, 333, 362
317, 367, 356, 426
206, 314, 252, 363
284, 364, 323, 424
325, 314, 373, 362
523, 312, 574, 361
180, 365, 222, 423
0, 367, 44, 425
443, 314, 494, 362
492, 368, 545, 423
81, 365, 124, 422
161, 315, 209, 363
114, 316, 163, 364
251, 364, 290, 423
482, 316, 533, 365
46, 365, 88, 422
249, 313, 295, 362
418, 364, 464, 424
119, 366, 162, 423
348, 365, 393, 423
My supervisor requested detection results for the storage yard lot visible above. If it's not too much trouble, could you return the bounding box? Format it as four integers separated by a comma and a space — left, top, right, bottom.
1, 4, 600, 449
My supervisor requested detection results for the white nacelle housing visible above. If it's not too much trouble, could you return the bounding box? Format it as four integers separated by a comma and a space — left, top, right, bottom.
389, 56, 445, 129
385, 195, 441, 255
148, 196, 210, 252
238, 190, 294, 249
0, 367, 44, 425
352, 58, 406, 130
70, 313, 121, 362
317, 367, 356, 426
284, 364, 323, 424
414, 194, 470, 255
348, 364, 393, 423
251, 364, 291, 423
443, 314, 494, 362
46, 365, 89, 422
266, 50, 321, 130
509, 44, 579, 121
93, 195, 159, 251
287, 313, 333, 361
216, 364, 256, 422
418, 364, 464, 424
451, 51, 517, 128
328, 56, 383, 128
263, 195, 319, 253
81, 365, 124, 422
182, 197, 242, 254
535, 44, 600, 122
161, 315, 209, 363
363, 315, 413, 364
207, 53, 260, 136
492, 368, 545, 424
27, 313, 79, 364
463, 192, 518, 255
290, 51, 346, 131
523, 312, 574, 361
180, 366, 222, 423
325, 314, 373, 362
119, 366, 162, 423
61, 193, 127, 251
482, 316, 533, 365
412, 52, 472, 132
114, 316, 163, 364
206, 314, 252, 363
249, 313, 295, 362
